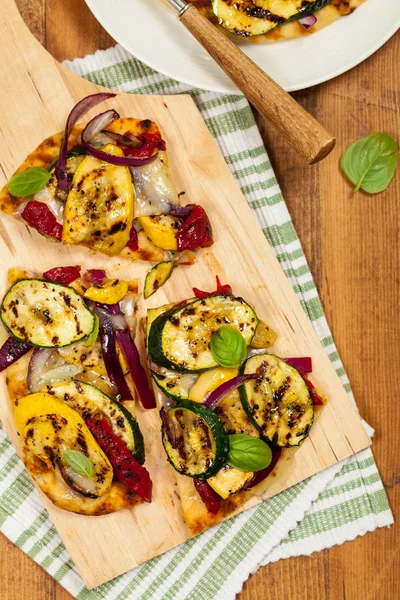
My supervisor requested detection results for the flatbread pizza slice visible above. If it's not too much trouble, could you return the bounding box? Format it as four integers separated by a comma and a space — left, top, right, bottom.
0, 93, 213, 263
145, 277, 325, 535
0, 264, 156, 516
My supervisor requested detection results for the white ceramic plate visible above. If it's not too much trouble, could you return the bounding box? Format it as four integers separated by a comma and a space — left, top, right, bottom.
86, 0, 400, 93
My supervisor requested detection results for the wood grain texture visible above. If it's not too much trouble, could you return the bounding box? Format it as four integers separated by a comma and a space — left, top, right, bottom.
180, 5, 336, 164
1, 1, 398, 599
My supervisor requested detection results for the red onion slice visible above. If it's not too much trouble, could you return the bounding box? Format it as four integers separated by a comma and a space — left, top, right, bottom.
119, 292, 137, 331
246, 446, 282, 489
283, 357, 312, 373
299, 14, 317, 30
204, 372, 261, 411
103, 130, 141, 148
0, 337, 31, 373
94, 303, 156, 409
27, 347, 82, 392
168, 203, 193, 218
95, 302, 121, 316
58, 462, 98, 499
115, 328, 156, 409
86, 269, 106, 286
147, 358, 167, 376
81, 109, 120, 144
55, 92, 116, 191
81, 139, 159, 168
95, 307, 133, 402
110, 313, 129, 331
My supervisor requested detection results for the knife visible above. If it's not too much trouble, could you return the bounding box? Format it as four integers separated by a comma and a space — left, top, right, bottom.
164, 0, 335, 164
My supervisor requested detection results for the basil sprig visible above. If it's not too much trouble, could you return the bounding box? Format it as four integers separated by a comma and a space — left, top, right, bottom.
8, 167, 51, 197
227, 434, 272, 472
210, 325, 247, 368
62, 450, 94, 478
341, 133, 398, 194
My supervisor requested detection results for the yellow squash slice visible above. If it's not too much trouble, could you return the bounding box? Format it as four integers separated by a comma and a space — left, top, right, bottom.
138, 214, 181, 251
63, 144, 134, 255
15, 393, 113, 498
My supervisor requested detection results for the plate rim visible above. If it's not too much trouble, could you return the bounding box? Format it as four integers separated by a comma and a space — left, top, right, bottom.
85, 0, 400, 94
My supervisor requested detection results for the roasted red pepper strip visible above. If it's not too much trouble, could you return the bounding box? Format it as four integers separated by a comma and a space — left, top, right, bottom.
86, 417, 152, 502
194, 479, 221, 514
123, 131, 166, 159
176, 205, 213, 251
193, 275, 232, 299
126, 226, 139, 252
21, 201, 63, 240
42, 266, 81, 285
300, 373, 324, 406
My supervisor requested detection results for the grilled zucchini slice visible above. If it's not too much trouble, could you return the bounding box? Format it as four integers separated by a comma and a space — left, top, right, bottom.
146, 303, 174, 343
1, 279, 95, 348
48, 380, 145, 464
214, 389, 259, 437
161, 400, 229, 479
144, 261, 175, 299
148, 294, 258, 373
153, 370, 197, 402
213, 0, 331, 37
240, 354, 314, 447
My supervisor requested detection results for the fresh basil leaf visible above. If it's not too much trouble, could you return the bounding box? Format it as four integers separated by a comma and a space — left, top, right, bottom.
84, 313, 99, 347
62, 450, 94, 478
210, 325, 247, 368
341, 133, 399, 194
227, 434, 272, 472
8, 167, 51, 197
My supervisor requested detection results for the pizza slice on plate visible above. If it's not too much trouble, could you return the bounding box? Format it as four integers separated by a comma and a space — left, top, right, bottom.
0, 93, 213, 263
0, 264, 155, 515
145, 277, 325, 535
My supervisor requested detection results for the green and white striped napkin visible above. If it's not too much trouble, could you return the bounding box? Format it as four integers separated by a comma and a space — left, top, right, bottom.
0, 45, 393, 600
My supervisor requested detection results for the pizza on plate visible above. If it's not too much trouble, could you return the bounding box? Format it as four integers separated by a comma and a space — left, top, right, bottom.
145, 277, 325, 535
0, 264, 156, 515
195, 0, 366, 41
0, 93, 213, 263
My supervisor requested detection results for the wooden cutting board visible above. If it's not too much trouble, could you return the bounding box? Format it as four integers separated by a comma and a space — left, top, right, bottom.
0, 0, 371, 590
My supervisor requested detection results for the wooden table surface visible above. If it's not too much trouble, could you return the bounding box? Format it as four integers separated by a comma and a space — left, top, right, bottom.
2, 2, 399, 599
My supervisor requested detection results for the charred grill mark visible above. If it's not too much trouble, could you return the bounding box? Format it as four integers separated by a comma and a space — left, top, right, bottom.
74, 380, 85, 394
197, 418, 212, 451
116, 416, 125, 429
109, 221, 127, 235
273, 377, 291, 403
42, 309, 52, 324
44, 445, 56, 467
76, 433, 88, 455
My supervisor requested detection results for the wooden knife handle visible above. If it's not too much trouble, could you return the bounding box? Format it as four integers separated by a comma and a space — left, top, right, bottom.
180, 5, 335, 164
